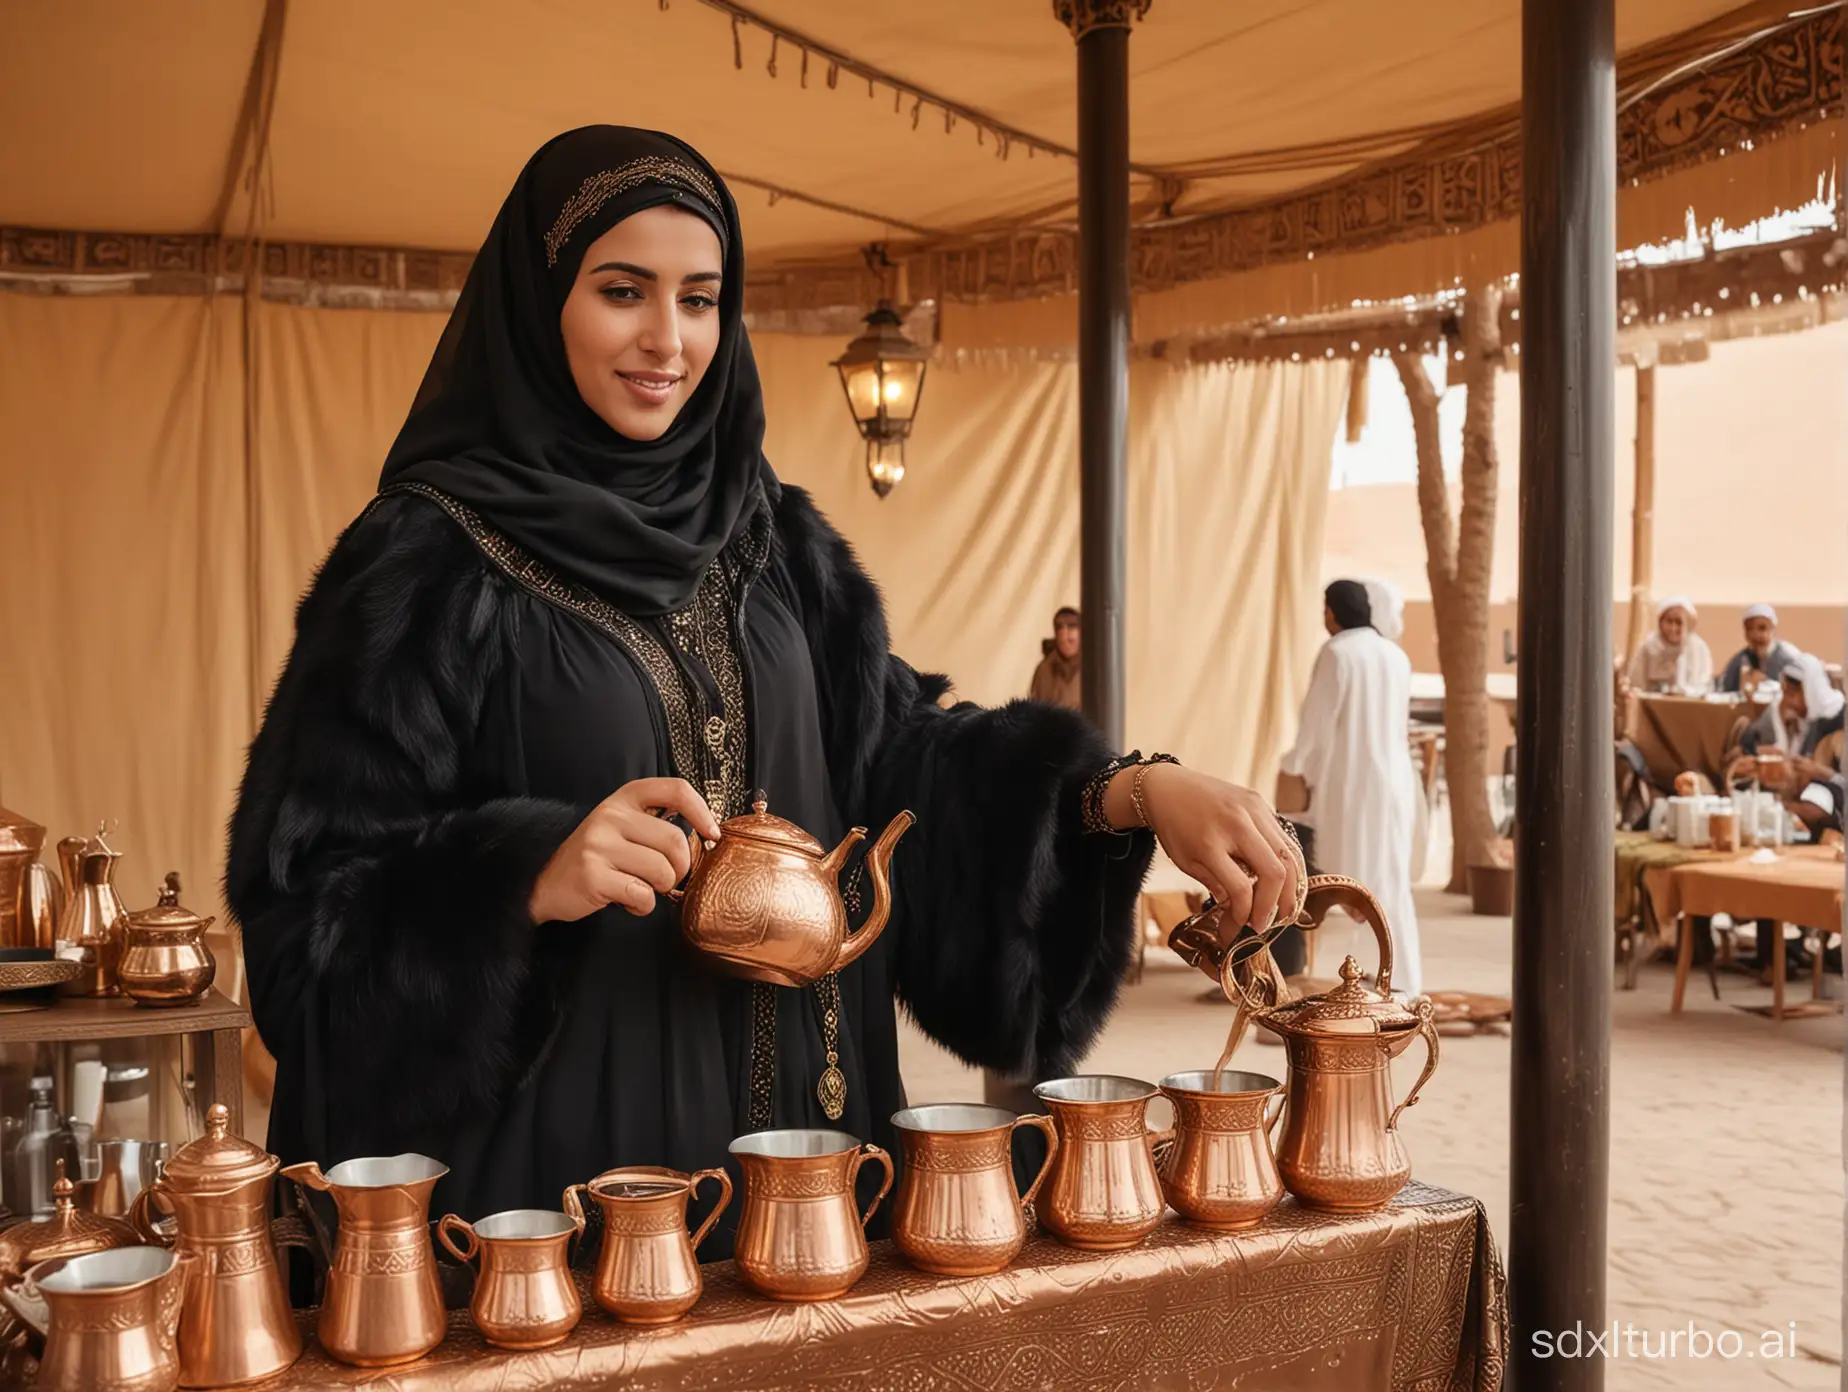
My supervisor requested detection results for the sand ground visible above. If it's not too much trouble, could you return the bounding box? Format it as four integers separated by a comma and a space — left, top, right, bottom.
897, 876, 1846, 1391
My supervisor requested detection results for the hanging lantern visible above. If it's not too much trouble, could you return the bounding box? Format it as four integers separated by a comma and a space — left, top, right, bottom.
832, 300, 930, 498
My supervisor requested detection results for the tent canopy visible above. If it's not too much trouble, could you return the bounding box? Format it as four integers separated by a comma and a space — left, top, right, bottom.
0, 0, 1766, 267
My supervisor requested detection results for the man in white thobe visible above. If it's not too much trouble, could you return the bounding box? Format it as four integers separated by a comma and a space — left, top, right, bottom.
1279, 580, 1424, 996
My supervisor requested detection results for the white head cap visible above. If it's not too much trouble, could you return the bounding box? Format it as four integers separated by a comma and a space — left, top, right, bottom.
1742, 603, 1777, 625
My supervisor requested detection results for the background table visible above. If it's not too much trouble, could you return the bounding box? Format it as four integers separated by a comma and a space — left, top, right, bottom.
273, 1182, 1505, 1392
1627, 693, 1760, 789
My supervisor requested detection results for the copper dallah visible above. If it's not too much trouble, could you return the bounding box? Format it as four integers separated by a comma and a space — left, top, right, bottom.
17, 1247, 195, 1392
1030, 1076, 1165, 1251
1169, 875, 1441, 1213
888, 1104, 1059, 1276
119, 872, 217, 1008
131, 1104, 306, 1387
280, 1154, 447, 1367
438, 1208, 583, 1349
669, 795, 913, 987
563, 1166, 732, 1324
1151, 1070, 1285, 1230
729, 1129, 893, 1301
58, 830, 128, 997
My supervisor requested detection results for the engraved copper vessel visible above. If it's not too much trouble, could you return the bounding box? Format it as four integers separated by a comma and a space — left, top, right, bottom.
280, 1154, 447, 1367
562, 1166, 731, 1325
670, 795, 913, 987
729, 1129, 893, 1301
130, 1104, 304, 1387
889, 1104, 1058, 1276
119, 873, 216, 1008
0, 805, 47, 951
437, 1208, 582, 1349
59, 831, 127, 997
1170, 876, 1440, 1214
0, 1160, 140, 1355
1151, 1070, 1284, 1231
14, 1246, 194, 1392
1030, 1076, 1164, 1251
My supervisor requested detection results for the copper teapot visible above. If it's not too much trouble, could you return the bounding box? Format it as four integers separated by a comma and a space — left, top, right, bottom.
671, 795, 913, 988
1170, 875, 1439, 1214
120, 872, 217, 1008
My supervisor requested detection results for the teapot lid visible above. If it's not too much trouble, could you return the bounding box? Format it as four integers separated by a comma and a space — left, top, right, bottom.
1269, 957, 1424, 1034
0, 805, 46, 856
161, 1104, 278, 1190
0, 1162, 137, 1278
127, 872, 212, 932
721, 795, 824, 855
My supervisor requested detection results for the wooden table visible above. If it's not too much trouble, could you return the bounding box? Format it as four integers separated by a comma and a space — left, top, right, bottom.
264, 1181, 1505, 1391
1651, 848, 1845, 1020
1628, 692, 1762, 789
0, 988, 249, 1134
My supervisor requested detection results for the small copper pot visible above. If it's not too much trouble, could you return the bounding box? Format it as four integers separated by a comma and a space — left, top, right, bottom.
562, 1167, 731, 1326
1031, 1076, 1164, 1251
1152, 1070, 1284, 1231
15, 1246, 195, 1392
119, 872, 215, 1008
438, 1208, 582, 1350
729, 1130, 892, 1302
889, 1104, 1058, 1276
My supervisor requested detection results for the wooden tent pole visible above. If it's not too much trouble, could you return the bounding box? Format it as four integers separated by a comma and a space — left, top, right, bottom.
1514, 0, 1615, 1387
1626, 363, 1657, 658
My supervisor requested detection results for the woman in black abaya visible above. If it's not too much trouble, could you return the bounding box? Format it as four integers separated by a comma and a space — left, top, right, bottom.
227, 127, 1300, 1255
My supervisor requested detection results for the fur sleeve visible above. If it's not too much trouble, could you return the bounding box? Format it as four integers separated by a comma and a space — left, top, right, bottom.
226, 495, 581, 1144
771, 485, 1153, 1079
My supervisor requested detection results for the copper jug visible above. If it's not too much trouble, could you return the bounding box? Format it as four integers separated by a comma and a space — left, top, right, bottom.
119, 873, 217, 1008
1171, 876, 1439, 1213
0, 1160, 140, 1355
437, 1208, 582, 1349
58, 830, 127, 997
562, 1166, 731, 1324
14, 1246, 194, 1392
0, 806, 48, 951
280, 1154, 447, 1367
670, 795, 914, 987
1030, 1076, 1164, 1250
729, 1129, 893, 1301
1151, 1070, 1284, 1231
131, 1104, 305, 1387
889, 1104, 1059, 1276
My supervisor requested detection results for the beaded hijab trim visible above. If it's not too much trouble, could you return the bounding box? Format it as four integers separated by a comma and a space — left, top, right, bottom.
543, 158, 724, 267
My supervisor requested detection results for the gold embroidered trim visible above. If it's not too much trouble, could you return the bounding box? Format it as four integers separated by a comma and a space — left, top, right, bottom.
544, 159, 724, 268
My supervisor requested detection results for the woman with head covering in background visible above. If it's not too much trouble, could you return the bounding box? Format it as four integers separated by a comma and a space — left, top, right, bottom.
1719, 603, 1801, 693
1626, 596, 1713, 695
1740, 650, 1844, 760
225, 126, 1300, 1252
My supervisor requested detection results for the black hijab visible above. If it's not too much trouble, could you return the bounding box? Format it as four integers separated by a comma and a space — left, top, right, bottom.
1324, 580, 1373, 632
381, 127, 774, 616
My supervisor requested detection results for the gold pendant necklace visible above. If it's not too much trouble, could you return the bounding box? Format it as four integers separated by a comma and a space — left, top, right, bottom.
815, 973, 846, 1121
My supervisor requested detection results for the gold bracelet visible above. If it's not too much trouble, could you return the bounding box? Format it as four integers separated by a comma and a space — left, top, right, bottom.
1129, 753, 1180, 828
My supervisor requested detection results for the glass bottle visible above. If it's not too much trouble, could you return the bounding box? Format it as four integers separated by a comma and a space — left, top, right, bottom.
15, 1077, 61, 1219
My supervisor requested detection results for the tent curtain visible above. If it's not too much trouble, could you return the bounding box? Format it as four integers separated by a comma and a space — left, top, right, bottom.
0, 296, 1342, 988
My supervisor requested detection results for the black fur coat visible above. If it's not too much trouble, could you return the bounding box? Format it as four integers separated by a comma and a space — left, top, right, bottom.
227, 483, 1152, 1219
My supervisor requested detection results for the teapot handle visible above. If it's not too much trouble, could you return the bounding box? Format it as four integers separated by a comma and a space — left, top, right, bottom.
1011, 1114, 1061, 1210
1387, 1004, 1441, 1130
1298, 875, 1397, 995
851, 1144, 894, 1228
129, 1178, 178, 1246
664, 827, 705, 904
686, 1167, 734, 1253
1265, 1090, 1286, 1138
436, 1214, 479, 1265
561, 1184, 589, 1240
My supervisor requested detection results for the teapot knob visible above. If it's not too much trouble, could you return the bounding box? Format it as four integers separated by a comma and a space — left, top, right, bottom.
1339, 956, 1363, 986
750, 790, 768, 814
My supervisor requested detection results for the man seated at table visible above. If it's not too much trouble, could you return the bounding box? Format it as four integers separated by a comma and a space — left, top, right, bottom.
1627, 596, 1713, 695
1738, 652, 1843, 761
1719, 603, 1800, 694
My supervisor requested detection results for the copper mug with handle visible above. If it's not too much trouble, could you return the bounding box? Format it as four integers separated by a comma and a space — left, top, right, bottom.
1151, 1070, 1285, 1231
11, 1246, 195, 1392
280, 1154, 448, 1367
437, 1208, 582, 1349
889, 1104, 1059, 1276
729, 1129, 893, 1301
1030, 1076, 1165, 1251
561, 1166, 732, 1325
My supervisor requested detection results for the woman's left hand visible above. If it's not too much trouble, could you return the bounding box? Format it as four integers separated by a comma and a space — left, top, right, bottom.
1104, 763, 1301, 930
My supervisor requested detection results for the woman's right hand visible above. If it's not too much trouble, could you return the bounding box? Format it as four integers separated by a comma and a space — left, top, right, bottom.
529, 779, 722, 924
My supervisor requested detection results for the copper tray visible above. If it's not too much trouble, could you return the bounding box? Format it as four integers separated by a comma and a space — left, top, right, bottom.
0, 959, 81, 1010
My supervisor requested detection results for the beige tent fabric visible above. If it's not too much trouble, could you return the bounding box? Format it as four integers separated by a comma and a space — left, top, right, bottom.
0, 299, 1342, 998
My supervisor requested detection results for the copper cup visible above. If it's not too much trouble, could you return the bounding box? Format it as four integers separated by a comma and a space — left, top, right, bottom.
889, 1104, 1059, 1276
438, 1208, 583, 1350
562, 1166, 731, 1325
1031, 1076, 1164, 1251
21, 1246, 195, 1392
729, 1129, 893, 1301
1152, 1070, 1285, 1231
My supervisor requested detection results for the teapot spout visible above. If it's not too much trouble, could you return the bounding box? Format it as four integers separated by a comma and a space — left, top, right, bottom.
829, 811, 915, 974
817, 826, 866, 880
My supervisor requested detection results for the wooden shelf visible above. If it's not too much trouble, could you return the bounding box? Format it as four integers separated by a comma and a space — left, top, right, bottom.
0, 987, 248, 1044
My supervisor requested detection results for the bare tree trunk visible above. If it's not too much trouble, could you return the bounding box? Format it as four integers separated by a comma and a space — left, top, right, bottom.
1392, 284, 1502, 892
